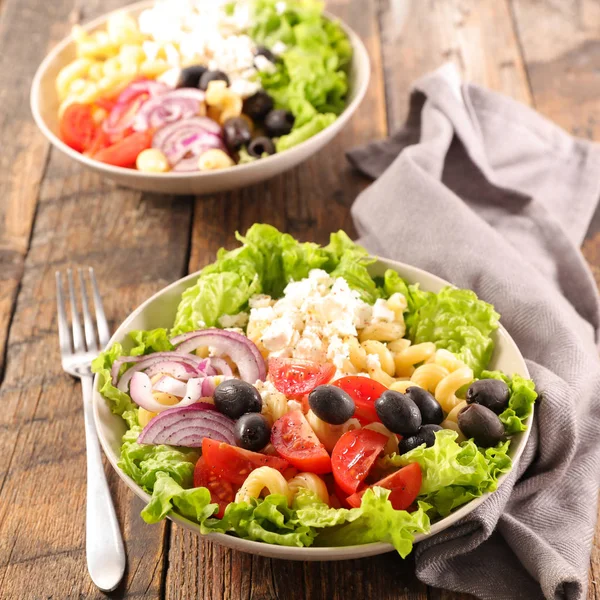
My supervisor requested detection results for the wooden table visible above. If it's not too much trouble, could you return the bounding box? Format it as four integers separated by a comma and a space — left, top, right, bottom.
0, 0, 598, 598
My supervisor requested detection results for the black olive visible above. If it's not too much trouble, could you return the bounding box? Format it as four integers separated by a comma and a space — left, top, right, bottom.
374, 390, 422, 436
243, 91, 274, 122
198, 70, 230, 91
176, 65, 208, 89
255, 45, 276, 63
419, 424, 443, 447
405, 387, 444, 425
214, 380, 262, 420
235, 413, 271, 451
458, 404, 505, 447
223, 117, 252, 152
466, 379, 511, 414
399, 435, 425, 455
247, 136, 276, 158
265, 109, 295, 137
308, 385, 355, 425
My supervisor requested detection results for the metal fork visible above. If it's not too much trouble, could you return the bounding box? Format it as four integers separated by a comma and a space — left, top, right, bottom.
56, 268, 126, 592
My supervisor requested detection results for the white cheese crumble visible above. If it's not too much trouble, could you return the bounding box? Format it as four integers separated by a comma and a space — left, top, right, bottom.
372, 298, 396, 322
247, 269, 375, 373
218, 312, 249, 328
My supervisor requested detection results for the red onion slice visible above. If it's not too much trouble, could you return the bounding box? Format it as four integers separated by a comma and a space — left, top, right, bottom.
209, 357, 233, 376
171, 329, 266, 383
103, 80, 169, 135
152, 375, 187, 398
137, 403, 236, 447
133, 89, 206, 132
112, 352, 205, 390
152, 117, 226, 170
144, 360, 195, 381
129, 373, 208, 413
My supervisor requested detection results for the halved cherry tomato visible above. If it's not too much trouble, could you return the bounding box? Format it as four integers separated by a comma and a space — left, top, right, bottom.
333, 481, 353, 509
92, 130, 152, 168
331, 376, 387, 424
346, 462, 422, 510
271, 410, 332, 474
331, 429, 388, 495
60, 103, 98, 152
193, 457, 236, 518
84, 127, 111, 157
269, 358, 336, 399
202, 438, 289, 486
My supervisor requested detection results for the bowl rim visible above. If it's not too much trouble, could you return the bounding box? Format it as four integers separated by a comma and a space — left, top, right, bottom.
92, 256, 533, 560
29, 0, 371, 181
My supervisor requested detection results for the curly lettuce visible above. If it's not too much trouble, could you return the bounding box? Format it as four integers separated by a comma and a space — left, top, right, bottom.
249, 0, 351, 149
382, 430, 512, 518
142, 479, 430, 557
171, 225, 379, 334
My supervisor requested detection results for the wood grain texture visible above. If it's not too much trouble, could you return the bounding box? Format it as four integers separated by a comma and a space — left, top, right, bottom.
377, 0, 532, 130
0, 1, 192, 598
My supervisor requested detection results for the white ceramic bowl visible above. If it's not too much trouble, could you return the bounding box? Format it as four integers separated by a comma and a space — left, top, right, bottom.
93, 257, 533, 561
30, 1, 370, 195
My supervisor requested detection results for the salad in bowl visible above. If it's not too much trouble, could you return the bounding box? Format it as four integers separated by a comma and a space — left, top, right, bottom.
93, 225, 536, 558
48, 0, 354, 173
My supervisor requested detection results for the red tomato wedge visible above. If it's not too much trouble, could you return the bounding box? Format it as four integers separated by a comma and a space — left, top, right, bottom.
201, 438, 289, 486
94, 97, 118, 112
92, 130, 152, 168
84, 127, 111, 157
193, 457, 236, 518
346, 462, 422, 511
271, 410, 332, 474
331, 376, 387, 424
268, 358, 336, 399
331, 429, 388, 495
60, 103, 98, 152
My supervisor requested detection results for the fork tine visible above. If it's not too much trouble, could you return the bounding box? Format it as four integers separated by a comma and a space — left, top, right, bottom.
55, 272, 72, 356
67, 269, 85, 353
78, 268, 98, 352
89, 267, 110, 348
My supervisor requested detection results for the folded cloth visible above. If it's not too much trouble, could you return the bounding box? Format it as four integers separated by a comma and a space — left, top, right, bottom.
348, 63, 600, 600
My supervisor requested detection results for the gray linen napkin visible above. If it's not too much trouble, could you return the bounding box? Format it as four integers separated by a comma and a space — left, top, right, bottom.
348, 63, 600, 600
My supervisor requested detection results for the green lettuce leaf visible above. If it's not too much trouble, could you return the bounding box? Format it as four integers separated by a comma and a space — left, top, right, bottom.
171, 225, 382, 334
250, 0, 350, 145
383, 430, 512, 518
315, 488, 431, 557
409, 287, 500, 376
276, 113, 336, 152
128, 328, 174, 356
91, 342, 139, 428
481, 371, 537, 434
120, 427, 198, 493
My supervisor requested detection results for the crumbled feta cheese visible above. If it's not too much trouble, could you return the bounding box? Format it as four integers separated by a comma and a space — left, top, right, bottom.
254, 54, 277, 74
262, 317, 295, 352
287, 400, 303, 412
275, 1, 287, 15
366, 353, 381, 370
218, 312, 249, 328
271, 41, 287, 56
372, 298, 396, 322
250, 306, 276, 322
249, 294, 272, 309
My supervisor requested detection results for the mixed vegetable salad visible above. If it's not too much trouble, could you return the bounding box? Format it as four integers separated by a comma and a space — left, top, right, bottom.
93, 225, 537, 556
55, 0, 351, 172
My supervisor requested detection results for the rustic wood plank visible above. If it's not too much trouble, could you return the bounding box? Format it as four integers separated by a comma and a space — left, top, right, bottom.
377, 0, 532, 131
163, 0, 428, 598
0, 0, 192, 597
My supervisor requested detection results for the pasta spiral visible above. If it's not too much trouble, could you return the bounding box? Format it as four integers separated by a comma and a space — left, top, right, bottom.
306, 410, 361, 452
235, 467, 291, 504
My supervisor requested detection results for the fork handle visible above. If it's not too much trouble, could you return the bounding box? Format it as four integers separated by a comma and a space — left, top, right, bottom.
81, 375, 126, 592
